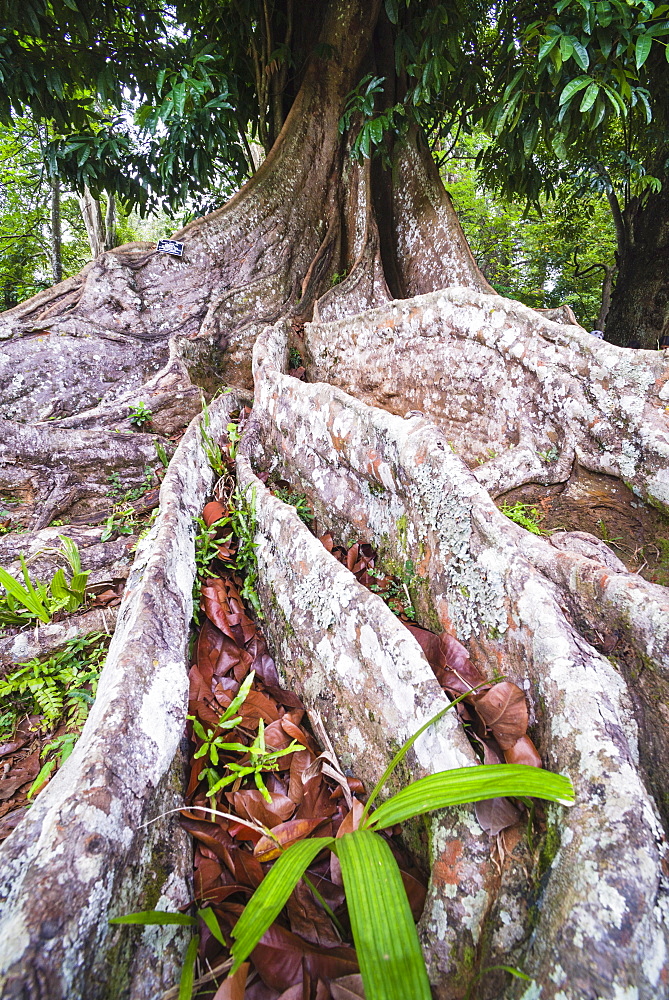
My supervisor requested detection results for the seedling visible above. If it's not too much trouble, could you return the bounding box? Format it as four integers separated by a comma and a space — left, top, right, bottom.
499, 501, 547, 536
128, 401, 152, 428
0, 536, 90, 628
226, 421, 242, 460
272, 486, 313, 525
202, 717, 305, 803
188, 670, 256, 767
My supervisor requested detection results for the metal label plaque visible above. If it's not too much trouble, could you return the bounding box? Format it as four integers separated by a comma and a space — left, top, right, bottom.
156, 239, 184, 257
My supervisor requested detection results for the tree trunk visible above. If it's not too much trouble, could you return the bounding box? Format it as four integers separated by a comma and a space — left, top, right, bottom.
596, 263, 614, 330
605, 183, 669, 347
0, 2, 669, 998
104, 193, 117, 251
49, 178, 62, 284
77, 185, 106, 258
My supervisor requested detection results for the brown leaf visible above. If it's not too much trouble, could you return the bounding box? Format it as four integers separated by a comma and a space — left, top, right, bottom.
0, 716, 39, 759
475, 797, 523, 836
0, 750, 40, 801
287, 749, 315, 805
286, 879, 342, 947
0, 807, 27, 842
254, 818, 325, 862
403, 623, 484, 695
331, 800, 363, 885
401, 869, 427, 921
503, 735, 542, 767
213, 963, 249, 1000
251, 923, 358, 993
203, 501, 227, 527
330, 974, 366, 1000
319, 532, 334, 552
231, 790, 295, 828
473, 681, 528, 749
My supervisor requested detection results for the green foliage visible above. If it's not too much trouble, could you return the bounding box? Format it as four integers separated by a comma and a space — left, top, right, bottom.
201, 715, 304, 803
444, 130, 617, 326
369, 559, 416, 621
0, 537, 90, 628
189, 670, 255, 763
0, 631, 108, 742
229, 702, 574, 1000
272, 487, 313, 526
228, 487, 261, 616
500, 502, 547, 536
339, 74, 405, 161
155, 440, 170, 468
128, 401, 152, 428
0, 117, 92, 311
200, 402, 226, 478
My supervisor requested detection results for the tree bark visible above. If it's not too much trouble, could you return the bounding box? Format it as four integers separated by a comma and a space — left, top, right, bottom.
78, 185, 106, 259
605, 183, 669, 347
1, 1, 669, 997
49, 178, 62, 284
104, 193, 117, 251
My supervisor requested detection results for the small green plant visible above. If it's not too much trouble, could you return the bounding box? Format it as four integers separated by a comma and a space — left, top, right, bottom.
201, 714, 304, 803
100, 505, 137, 542
330, 268, 349, 287
595, 517, 623, 548
288, 347, 303, 369
155, 440, 170, 468
189, 671, 256, 767
193, 487, 262, 616
226, 703, 574, 1000
370, 559, 416, 620
272, 486, 313, 525
500, 502, 547, 536
0, 631, 108, 742
128, 401, 152, 428
226, 421, 241, 460
0, 536, 90, 628
537, 445, 559, 463
200, 401, 226, 477
228, 486, 261, 615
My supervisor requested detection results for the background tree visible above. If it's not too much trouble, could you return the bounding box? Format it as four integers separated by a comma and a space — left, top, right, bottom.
476, 0, 669, 346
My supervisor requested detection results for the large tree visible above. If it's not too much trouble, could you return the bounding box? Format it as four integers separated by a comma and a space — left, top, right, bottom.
1, 3, 669, 1000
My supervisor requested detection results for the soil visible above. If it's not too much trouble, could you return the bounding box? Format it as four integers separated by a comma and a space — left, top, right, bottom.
496, 461, 669, 586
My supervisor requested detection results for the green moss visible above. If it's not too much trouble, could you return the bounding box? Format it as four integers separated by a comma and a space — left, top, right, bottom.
368, 480, 386, 497
538, 819, 561, 877
396, 514, 409, 552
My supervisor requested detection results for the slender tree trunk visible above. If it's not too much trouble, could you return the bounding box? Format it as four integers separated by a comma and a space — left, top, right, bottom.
596, 263, 615, 330
77, 185, 105, 258
49, 178, 62, 284
605, 184, 669, 347
104, 193, 117, 251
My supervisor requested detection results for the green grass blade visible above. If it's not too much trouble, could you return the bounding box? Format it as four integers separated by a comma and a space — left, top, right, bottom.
109, 911, 198, 926
0, 566, 50, 623
230, 836, 334, 973
58, 535, 82, 574
335, 830, 431, 1000
360, 690, 485, 826
49, 568, 69, 604
199, 907, 226, 946
367, 765, 574, 831
179, 934, 199, 1000
68, 571, 90, 602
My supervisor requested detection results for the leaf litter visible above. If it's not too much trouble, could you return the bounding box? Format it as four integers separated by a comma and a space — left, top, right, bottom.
175, 423, 550, 997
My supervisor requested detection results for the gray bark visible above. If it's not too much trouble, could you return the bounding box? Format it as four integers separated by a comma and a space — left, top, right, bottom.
49, 179, 62, 285
78, 185, 106, 259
